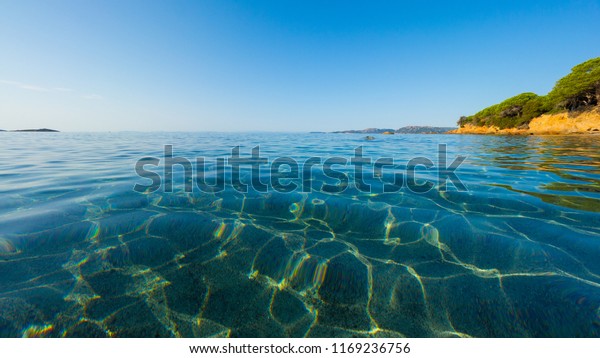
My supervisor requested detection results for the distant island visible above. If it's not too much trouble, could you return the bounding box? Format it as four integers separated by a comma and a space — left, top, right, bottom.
0, 128, 60, 132
451, 57, 600, 135
395, 126, 457, 134
333, 126, 456, 134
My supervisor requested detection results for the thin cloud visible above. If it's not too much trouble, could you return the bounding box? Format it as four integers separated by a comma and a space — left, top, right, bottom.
0, 79, 49, 92
1, 79, 101, 99
0, 80, 20, 86
19, 84, 50, 92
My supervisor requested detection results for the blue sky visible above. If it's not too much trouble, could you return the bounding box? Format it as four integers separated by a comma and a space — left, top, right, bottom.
1, 0, 599, 132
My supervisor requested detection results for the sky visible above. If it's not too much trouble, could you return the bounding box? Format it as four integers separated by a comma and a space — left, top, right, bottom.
1, 0, 599, 132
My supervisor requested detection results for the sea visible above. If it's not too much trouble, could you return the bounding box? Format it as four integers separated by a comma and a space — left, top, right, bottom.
1, 132, 599, 337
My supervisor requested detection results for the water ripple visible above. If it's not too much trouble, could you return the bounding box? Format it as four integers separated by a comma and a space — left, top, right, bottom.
0, 132, 599, 337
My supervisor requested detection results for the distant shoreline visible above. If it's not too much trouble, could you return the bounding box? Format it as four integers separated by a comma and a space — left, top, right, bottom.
332, 126, 456, 135
0, 128, 59, 132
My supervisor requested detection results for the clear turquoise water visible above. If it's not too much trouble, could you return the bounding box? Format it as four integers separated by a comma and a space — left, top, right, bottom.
1, 132, 600, 337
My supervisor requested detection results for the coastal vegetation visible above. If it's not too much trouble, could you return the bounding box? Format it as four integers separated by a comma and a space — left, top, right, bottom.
457, 57, 600, 130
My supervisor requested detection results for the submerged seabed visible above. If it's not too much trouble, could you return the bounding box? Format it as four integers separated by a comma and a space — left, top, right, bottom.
1, 132, 600, 337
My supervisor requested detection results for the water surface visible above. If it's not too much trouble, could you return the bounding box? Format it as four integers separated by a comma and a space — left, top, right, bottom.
1, 132, 599, 337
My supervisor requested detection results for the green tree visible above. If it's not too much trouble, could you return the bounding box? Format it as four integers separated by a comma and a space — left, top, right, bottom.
547, 57, 600, 110
457, 92, 543, 129
458, 57, 600, 128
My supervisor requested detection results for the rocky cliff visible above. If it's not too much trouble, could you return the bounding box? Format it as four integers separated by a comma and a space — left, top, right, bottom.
449, 107, 600, 135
